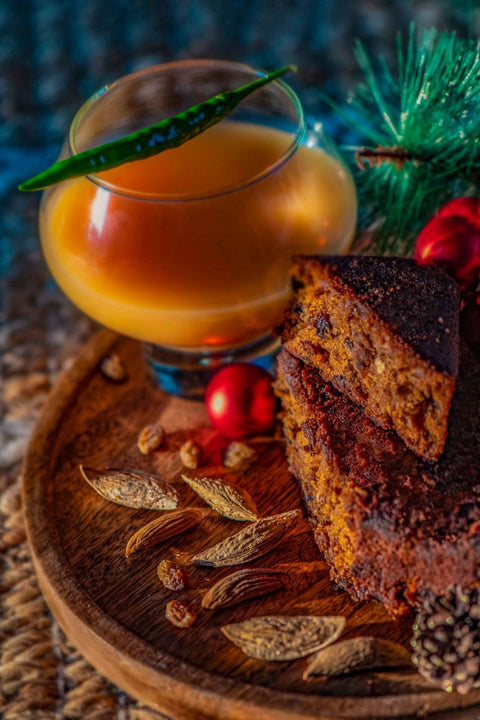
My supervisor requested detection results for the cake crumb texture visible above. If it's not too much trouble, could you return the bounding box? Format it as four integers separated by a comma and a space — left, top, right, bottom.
276, 345, 480, 616
280, 255, 460, 461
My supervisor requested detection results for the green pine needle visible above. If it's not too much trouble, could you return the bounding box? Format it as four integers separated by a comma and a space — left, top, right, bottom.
332, 26, 480, 255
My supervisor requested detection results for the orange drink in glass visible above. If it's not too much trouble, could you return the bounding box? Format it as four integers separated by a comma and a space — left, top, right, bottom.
39, 60, 357, 395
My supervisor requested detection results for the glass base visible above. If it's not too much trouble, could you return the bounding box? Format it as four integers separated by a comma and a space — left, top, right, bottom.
142, 334, 280, 399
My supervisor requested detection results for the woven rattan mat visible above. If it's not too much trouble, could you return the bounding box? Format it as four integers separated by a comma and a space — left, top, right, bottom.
1, 2, 477, 718
1, 236, 172, 719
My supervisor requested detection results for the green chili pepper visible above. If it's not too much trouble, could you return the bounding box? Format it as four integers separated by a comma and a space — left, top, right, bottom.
19, 65, 296, 192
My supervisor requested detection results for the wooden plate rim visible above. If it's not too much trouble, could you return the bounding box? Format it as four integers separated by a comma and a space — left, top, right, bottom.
21, 329, 480, 720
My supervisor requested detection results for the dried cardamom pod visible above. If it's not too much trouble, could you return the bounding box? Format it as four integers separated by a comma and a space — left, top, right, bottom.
182, 474, 258, 522
222, 615, 346, 661
202, 568, 289, 610
191, 509, 300, 567
303, 636, 411, 680
125, 508, 203, 557
79, 465, 179, 510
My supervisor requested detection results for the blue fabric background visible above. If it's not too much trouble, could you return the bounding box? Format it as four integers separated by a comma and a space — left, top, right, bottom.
0, 0, 477, 274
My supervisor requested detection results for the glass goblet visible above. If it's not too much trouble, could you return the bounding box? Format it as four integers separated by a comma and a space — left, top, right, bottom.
39, 59, 357, 397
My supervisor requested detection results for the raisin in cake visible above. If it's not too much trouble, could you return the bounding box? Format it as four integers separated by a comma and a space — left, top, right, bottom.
279, 256, 460, 461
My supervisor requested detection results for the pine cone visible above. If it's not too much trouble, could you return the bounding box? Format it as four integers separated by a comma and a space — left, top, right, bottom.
411, 586, 480, 694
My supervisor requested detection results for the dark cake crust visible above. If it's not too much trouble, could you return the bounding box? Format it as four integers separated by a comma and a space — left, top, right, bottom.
276, 347, 480, 615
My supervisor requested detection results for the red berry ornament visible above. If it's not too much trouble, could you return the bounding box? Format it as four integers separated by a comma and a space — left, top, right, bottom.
205, 364, 277, 439
437, 197, 480, 228
414, 197, 480, 294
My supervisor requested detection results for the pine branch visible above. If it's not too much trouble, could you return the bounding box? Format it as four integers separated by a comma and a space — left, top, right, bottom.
332, 26, 480, 255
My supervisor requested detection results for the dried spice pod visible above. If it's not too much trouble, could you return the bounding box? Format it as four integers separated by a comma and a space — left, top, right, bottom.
303, 636, 411, 680
79, 465, 179, 510
125, 508, 203, 557
202, 568, 289, 610
412, 586, 480, 694
222, 615, 346, 661
182, 474, 258, 522
191, 509, 301, 567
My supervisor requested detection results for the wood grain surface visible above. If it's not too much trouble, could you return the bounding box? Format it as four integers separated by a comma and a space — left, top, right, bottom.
22, 329, 480, 720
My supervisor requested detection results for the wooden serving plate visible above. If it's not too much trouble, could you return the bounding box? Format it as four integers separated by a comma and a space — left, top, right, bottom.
22, 329, 480, 720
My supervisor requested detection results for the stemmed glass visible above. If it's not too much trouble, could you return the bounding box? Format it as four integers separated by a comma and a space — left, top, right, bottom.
39, 59, 357, 397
